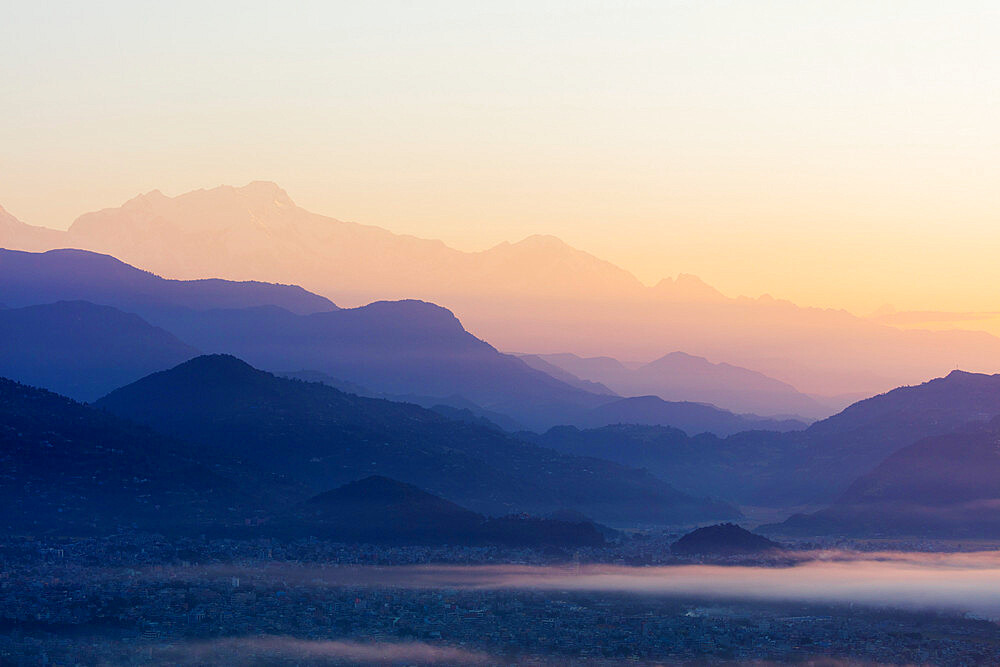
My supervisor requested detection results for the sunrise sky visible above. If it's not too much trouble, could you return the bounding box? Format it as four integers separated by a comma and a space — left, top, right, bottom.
3, 1, 999, 313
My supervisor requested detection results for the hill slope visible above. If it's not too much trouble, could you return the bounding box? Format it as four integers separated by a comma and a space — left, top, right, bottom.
0, 377, 274, 534
0, 301, 199, 402
771, 419, 1000, 537
671, 523, 783, 556
517, 354, 617, 396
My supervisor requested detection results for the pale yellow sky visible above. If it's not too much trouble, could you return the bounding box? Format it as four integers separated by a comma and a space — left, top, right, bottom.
2, 1, 999, 313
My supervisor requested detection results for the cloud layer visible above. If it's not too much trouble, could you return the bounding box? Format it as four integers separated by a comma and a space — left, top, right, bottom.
149, 637, 491, 665
123, 551, 1000, 620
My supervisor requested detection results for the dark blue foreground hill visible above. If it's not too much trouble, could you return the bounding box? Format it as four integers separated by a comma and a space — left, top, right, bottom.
768, 417, 1000, 538
95, 355, 739, 525
671, 523, 783, 556
278, 475, 605, 547
0, 375, 602, 544
0, 377, 294, 534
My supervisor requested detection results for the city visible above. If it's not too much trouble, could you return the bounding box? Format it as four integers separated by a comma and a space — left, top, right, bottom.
3, 533, 1000, 665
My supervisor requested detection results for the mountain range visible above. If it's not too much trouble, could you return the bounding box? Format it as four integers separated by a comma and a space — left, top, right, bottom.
5, 182, 1000, 397
4, 285, 1000, 536
529, 370, 1000, 507
0, 248, 603, 428
0, 247, 335, 315
8, 352, 1000, 537
0, 247, 804, 433
569, 395, 806, 436
0, 370, 618, 544
7, 187, 1000, 538
95, 355, 739, 524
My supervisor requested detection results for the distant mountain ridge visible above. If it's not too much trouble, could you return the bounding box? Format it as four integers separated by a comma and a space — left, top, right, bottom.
0, 247, 336, 316
528, 351, 827, 419
573, 395, 807, 436
516, 355, 618, 396
0, 248, 607, 430
6, 183, 1000, 396
1, 248, 800, 433
133, 299, 611, 430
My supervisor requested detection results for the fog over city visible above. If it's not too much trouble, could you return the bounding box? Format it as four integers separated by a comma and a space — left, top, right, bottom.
147, 636, 492, 665
113, 550, 1000, 619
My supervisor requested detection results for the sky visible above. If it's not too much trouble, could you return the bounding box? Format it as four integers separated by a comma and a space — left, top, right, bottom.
2, 1, 999, 313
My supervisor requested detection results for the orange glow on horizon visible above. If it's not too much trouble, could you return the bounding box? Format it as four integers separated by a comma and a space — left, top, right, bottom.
3, 2, 1000, 316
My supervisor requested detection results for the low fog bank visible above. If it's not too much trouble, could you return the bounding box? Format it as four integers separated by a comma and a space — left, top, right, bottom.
98, 550, 1000, 620
52, 636, 867, 666
144, 636, 491, 665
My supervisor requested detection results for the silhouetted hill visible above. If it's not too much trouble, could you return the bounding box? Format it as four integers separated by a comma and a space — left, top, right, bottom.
279, 476, 605, 547
0, 301, 199, 401
530, 351, 826, 418
776, 370, 1000, 500
769, 418, 1000, 538
0, 377, 276, 534
671, 523, 783, 556
806, 370, 1000, 442
282, 476, 481, 542
531, 371, 1000, 507
575, 395, 808, 436
96, 356, 739, 525
0, 248, 335, 316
